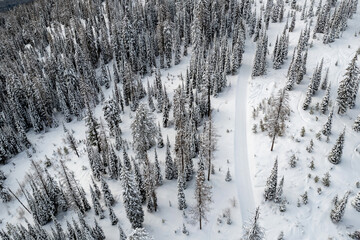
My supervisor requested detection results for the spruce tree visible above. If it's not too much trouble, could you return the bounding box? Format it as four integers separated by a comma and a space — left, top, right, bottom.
268, 89, 290, 151
177, 173, 187, 210
90, 186, 104, 219
192, 160, 212, 230
118, 224, 127, 240
353, 115, 360, 132
131, 104, 156, 160
66, 131, 79, 157
243, 207, 265, 240
351, 192, 360, 212
101, 177, 115, 207
108, 206, 119, 225
321, 83, 331, 114
321, 68, 329, 90
85, 106, 101, 153
108, 146, 119, 180
274, 176, 284, 203
330, 192, 349, 223
225, 168, 232, 182
328, 128, 346, 165
121, 160, 144, 229
264, 158, 278, 201
133, 159, 146, 204
154, 149, 163, 186
128, 228, 153, 240
165, 138, 175, 180
322, 108, 334, 136
303, 83, 313, 110
92, 219, 105, 240
143, 156, 158, 213
337, 55, 359, 114
157, 123, 164, 148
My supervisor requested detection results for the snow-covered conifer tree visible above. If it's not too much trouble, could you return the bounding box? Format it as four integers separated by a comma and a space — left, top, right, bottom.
328, 128, 346, 164
264, 158, 278, 201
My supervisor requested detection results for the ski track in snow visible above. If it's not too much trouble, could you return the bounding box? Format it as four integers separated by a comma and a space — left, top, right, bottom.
234, 42, 256, 226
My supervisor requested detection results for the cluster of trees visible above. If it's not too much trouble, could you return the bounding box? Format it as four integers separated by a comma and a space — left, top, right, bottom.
286, 27, 310, 91
84, 0, 250, 234
272, 26, 289, 70
263, 158, 286, 211
0, 209, 152, 240
22, 160, 90, 226
310, 0, 358, 43
0, 170, 11, 203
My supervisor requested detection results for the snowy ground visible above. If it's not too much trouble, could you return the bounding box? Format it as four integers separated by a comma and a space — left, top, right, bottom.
234, 40, 256, 225
247, 2, 360, 239
1, 0, 360, 239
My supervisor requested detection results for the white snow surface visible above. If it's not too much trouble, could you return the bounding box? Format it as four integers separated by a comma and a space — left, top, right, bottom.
1, 0, 360, 239
234, 41, 256, 225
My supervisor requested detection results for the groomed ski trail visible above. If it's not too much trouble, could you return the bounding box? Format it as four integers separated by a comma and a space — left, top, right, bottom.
234, 42, 256, 227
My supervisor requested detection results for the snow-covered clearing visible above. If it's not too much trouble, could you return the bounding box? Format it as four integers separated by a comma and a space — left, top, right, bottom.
247, 1, 360, 239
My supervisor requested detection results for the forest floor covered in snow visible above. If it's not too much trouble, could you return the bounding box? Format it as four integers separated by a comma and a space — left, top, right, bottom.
0, 0, 360, 239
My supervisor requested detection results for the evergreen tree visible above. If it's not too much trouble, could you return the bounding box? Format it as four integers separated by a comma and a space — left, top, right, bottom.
337, 55, 360, 114
243, 207, 265, 240
85, 106, 101, 153
108, 146, 119, 180
328, 128, 346, 165
91, 177, 101, 199
330, 192, 349, 223
118, 224, 127, 240
352, 191, 360, 212
103, 99, 122, 136
191, 160, 212, 230
321, 83, 331, 114
252, 30, 268, 78
92, 219, 105, 240
289, 12, 296, 32
225, 168, 232, 182
128, 228, 153, 240
274, 176, 284, 203
165, 138, 175, 180
133, 159, 146, 204
157, 123, 164, 148
264, 158, 278, 201
177, 173, 187, 210
108, 206, 119, 225
66, 130, 79, 157
268, 89, 290, 151
303, 83, 313, 110
200, 119, 216, 181
90, 186, 104, 219
322, 108, 334, 136
101, 177, 115, 207
154, 149, 163, 186
321, 68, 329, 90
353, 115, 360, 132
121, 159, 144, 229
131, 104, 157, 161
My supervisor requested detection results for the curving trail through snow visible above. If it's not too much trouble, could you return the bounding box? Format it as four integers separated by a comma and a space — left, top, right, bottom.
234, 43, 256, 226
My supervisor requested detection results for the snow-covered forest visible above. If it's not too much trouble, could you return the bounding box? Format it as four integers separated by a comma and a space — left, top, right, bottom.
0, 0, 359, 239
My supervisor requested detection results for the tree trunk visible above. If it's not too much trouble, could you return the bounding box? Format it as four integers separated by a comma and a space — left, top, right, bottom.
270, 132, 277, 151
207, 116, 212, 181
74, 147, 79, 157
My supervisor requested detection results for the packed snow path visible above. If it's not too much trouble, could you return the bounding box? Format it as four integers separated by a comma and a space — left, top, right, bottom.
234, 42, 256, 226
